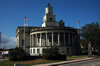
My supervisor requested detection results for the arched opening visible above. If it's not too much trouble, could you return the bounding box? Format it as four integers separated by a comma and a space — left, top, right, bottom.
50, 18, 52, 21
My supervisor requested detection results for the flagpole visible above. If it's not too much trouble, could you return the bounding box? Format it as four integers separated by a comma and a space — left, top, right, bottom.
0, 32, 1, 49
24, 17, 25, 49
77, 21, 80, 34
24, 16, 28, 50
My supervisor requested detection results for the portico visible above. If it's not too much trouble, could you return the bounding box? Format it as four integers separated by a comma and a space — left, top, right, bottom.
30, 29, 77, 56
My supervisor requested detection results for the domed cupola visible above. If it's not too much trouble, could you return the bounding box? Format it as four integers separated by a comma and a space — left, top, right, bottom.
59, 20, 65, 28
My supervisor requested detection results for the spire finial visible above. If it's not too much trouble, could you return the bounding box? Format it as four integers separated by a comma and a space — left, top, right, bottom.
48, 3, 50, 6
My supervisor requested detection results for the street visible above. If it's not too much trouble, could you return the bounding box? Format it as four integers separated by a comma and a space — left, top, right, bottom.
60, 58, 100, 66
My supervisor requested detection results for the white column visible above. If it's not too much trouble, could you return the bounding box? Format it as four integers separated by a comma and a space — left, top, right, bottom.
58, 32, 60, 46
47, 33, 50, 46
30, 35, 31, 47
41, 34, 42, 47
32, 35, 33, 47
31, 35, 33, 47
52, 32, 54, 46
34, 35, 36, 47
64, 32, 66, 46
40, 33, 42, 46
35, 48, 37, 54
36, 34, 37, 47
43, 34, 45, 47
33, 34, 34, 47
32, 48, 33, 54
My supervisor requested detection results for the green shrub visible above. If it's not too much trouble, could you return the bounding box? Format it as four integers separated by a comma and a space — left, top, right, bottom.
9, 47, 27, 61
42, 46, 66, 60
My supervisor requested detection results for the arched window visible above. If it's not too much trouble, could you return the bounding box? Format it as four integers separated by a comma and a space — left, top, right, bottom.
50, 18, 52, 21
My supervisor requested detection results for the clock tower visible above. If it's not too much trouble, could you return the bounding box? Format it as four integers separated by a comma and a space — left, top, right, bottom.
42, 3, 58, 27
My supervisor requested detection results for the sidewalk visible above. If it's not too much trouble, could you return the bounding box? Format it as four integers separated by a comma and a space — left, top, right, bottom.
0, 58, 8, 62
33, 58, 95, 66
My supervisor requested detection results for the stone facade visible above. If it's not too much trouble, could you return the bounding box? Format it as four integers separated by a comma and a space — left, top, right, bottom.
16, 3, 80, 56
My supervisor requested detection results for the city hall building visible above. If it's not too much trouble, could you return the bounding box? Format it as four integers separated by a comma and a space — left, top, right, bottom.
16, 4, 80, 56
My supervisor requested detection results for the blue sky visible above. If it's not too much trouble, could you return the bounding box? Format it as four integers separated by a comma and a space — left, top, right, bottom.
0, 0, 100, 48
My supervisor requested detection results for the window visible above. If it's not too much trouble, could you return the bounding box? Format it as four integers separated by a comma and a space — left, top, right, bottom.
50, 18, 52, 21
31, 49, 32, 54
37, 49, 40, 53
67, 48, 69, 54
33, 49, 35, 54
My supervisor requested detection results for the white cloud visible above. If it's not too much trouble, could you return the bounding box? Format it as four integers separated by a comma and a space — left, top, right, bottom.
0, 34, 16, 49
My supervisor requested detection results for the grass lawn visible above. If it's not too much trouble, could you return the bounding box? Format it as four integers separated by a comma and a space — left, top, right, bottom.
0, 59, 62, 66
67, 55, 88, 60
0, 55, 89, 66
